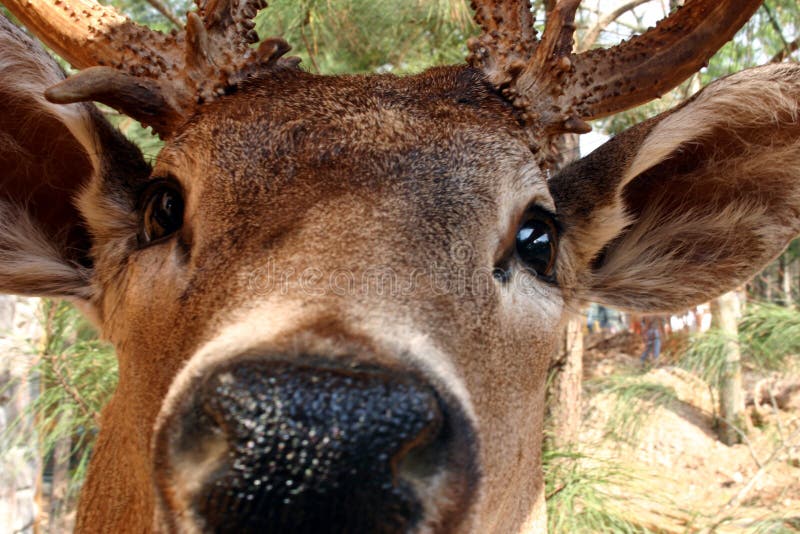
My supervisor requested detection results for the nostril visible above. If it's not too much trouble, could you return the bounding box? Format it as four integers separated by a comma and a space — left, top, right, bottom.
160, 361, 447, 534
394, 422, 443, 482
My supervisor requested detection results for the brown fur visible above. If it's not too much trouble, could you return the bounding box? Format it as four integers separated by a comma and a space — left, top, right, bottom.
552, 63, 800, 312
2, 12, 800, 533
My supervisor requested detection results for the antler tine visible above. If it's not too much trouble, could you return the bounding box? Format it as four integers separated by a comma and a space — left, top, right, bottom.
536, 0, 581, 60
512, 0, 588, 136
196, 0, 267, 45
3, 0, 294, 138
470, 0, 765, 167
2, 0, 177, 77
567, 0, 763, 120
471, 0, 536, 40
469, 0, 587, 164
468, 1, 537, 87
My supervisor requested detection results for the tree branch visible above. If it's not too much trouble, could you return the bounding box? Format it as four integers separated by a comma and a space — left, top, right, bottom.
144, 0, 183, 28
771, 36, 800, 63
723, 425, 800, 510
299, 8, 320, 73
578, 0, 652, 52
47, 352, 100, 426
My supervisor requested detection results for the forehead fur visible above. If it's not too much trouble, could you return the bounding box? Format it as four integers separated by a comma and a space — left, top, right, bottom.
166, 65, 527, 188
190, 65, 520, 138
154, 65, 541, 266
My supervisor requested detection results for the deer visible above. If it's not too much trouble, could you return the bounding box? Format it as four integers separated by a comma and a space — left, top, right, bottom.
1, 0, 798, 531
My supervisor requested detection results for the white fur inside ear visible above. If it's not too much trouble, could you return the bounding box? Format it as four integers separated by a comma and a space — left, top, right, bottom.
0, 202, 92, 299
589, 200, 779, 311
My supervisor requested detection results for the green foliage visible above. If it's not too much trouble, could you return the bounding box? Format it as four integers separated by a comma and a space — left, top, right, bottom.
679, 302, 800, 391
106, 112, 164, 161
678, 329, 733, 391
706, 0, 800, 77
588, 375, 678, 445
712, 515, 800, 534
254, 0, 475, 75
1, 301, 117, 504
105, 0, 191, 31
544, 446, 659, 534
756, 517, 800, 534
544, 444, 800, 534
782, 238, 800, 263
740, 303, 800, 370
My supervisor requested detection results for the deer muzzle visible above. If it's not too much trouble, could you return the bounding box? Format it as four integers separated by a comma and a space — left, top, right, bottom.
153, 358, 476, 533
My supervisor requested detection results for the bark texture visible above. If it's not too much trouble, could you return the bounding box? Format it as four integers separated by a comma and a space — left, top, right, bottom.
712, 290, 746, 445
550, 315, 584, 447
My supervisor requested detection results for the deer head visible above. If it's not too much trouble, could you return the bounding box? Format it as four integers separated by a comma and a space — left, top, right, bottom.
1, 0, 798, 532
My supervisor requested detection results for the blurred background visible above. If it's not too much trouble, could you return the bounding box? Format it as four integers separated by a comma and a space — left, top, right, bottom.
1, 1, 799, 532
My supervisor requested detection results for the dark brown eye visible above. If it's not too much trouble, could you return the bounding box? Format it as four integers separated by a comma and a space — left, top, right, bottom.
515, 212, 558, 278
140, 184, 184, 245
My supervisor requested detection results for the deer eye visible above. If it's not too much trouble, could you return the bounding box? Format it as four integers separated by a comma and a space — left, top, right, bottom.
140, 182, 184, 245
515, 211, 558, 279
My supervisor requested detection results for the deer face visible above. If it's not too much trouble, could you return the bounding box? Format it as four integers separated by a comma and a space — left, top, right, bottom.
3, 1, 800, 533
91, 68, 560, 532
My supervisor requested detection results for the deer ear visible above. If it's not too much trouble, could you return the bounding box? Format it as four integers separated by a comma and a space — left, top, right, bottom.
551, 63, 800, 312
0, 16, 145, 300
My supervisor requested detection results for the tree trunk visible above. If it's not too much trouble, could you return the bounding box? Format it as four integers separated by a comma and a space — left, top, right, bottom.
549, 315, 584, 447
0, 296, 40, 534
781, 254, 793, 306
711, 290, 746, 445
49, 409, 72, 532
0, 295, 13, 328
765, 265, 773, 302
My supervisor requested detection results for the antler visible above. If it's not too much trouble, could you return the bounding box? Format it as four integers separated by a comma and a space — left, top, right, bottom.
2, 0, 297, 138
468, 0, 764, 161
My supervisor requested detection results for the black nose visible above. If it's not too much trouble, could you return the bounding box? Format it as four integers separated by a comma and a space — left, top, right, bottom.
159, 361, 447, 534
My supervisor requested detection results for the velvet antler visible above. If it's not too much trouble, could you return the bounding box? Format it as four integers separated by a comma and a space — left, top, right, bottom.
3, 0, 297, 138
468, 0, 764, 163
